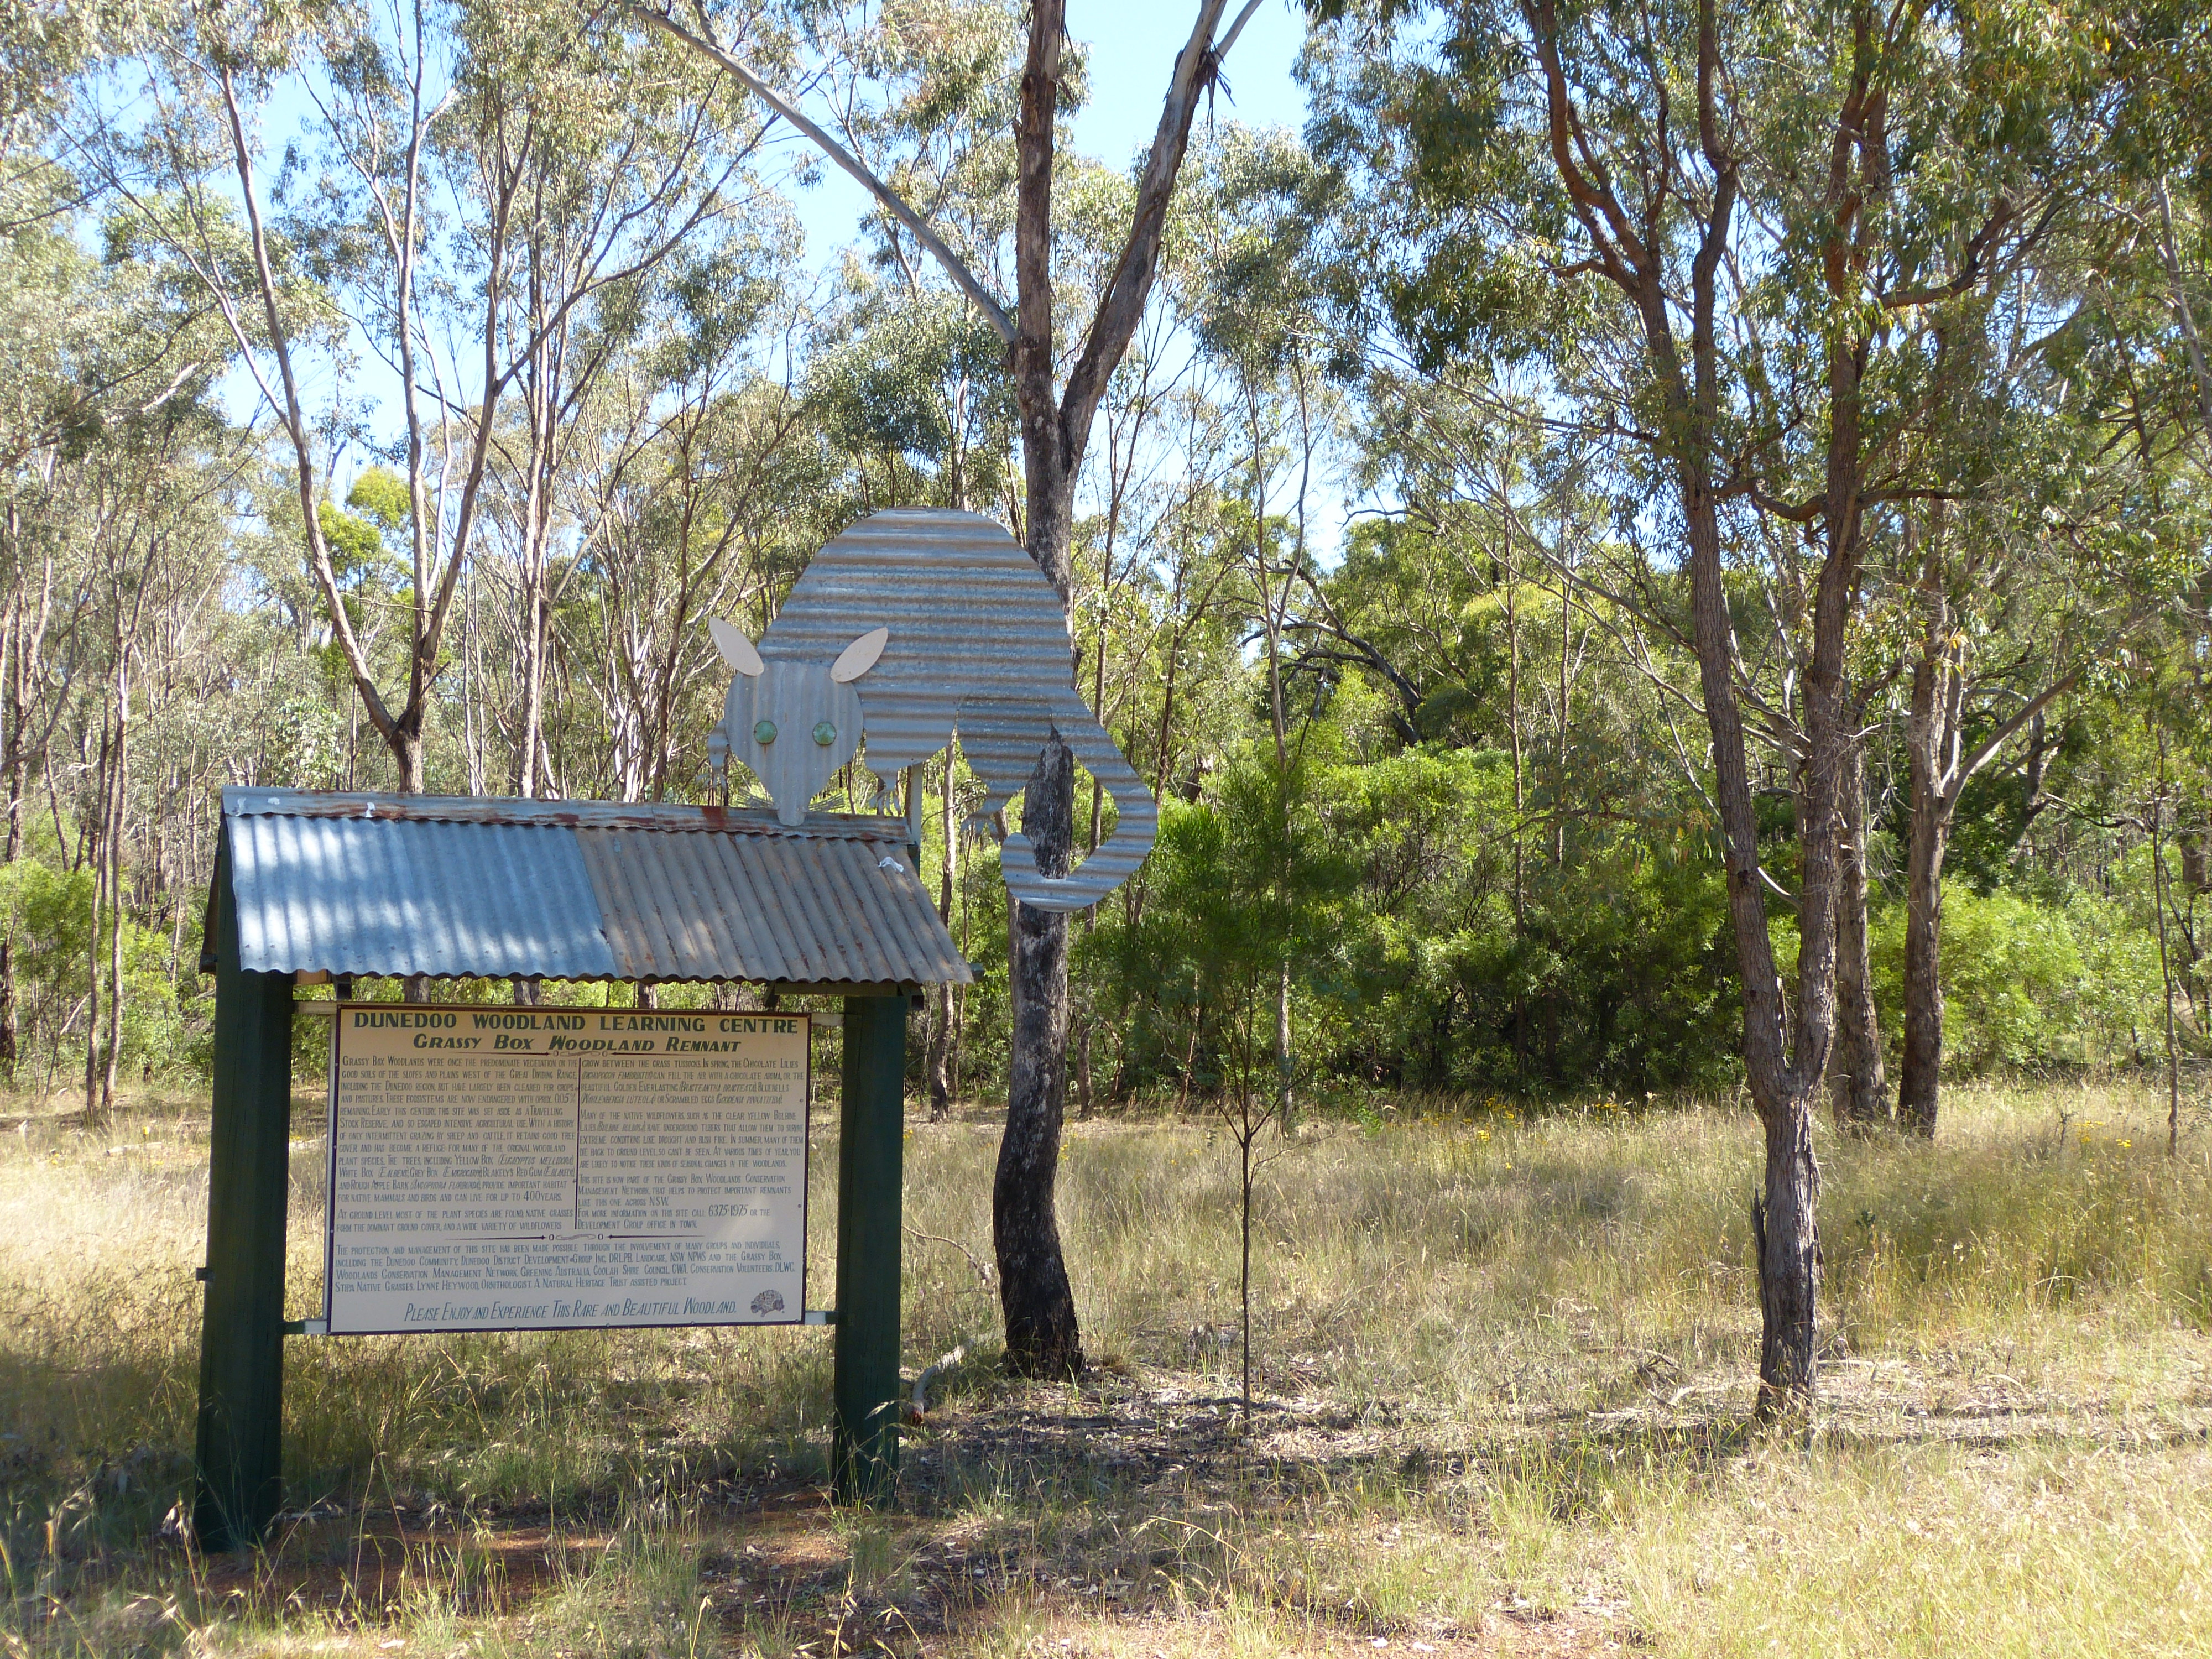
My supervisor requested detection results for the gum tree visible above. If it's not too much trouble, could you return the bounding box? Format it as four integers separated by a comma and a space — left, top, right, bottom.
88, 0, 763, 795
637, 0, 1267, 1376
1310, 0, 2101, 1408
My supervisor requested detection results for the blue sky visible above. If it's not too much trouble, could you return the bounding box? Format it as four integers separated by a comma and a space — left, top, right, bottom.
784, 0, 1314, 270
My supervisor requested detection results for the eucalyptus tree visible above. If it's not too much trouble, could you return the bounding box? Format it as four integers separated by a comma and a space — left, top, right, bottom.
1880, 491, 2141, 1135
1172, 125, 1349, 1132
808, 283, 1019, 512
441, 0, 781, 800
75, 401, 242, 1119
2101, 0, 2212, 445
85, 0, 770, 797
1311, 0, 2104, 1408
639, 0, 1272, 1376
562, 241, 830, 807
0, 154, 234, 1084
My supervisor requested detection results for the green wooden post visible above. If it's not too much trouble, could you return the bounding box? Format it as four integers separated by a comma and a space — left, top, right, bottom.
832, 990, 907, 1505
192, 852, 296, 1552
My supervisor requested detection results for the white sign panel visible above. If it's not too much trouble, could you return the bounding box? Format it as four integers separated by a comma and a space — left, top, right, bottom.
324, 1006, 809, 1334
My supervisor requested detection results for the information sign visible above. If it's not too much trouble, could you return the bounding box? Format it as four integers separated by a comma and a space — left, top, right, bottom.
324, 1006, 810, 1334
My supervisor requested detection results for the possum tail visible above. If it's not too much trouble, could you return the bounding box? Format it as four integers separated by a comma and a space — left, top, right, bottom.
997, 696, 1159, 913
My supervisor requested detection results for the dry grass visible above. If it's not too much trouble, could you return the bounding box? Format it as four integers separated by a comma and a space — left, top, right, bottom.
2, 1074, 2209, 1656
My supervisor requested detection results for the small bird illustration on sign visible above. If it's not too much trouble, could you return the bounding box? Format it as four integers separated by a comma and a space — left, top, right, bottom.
708, 508, 1157, 911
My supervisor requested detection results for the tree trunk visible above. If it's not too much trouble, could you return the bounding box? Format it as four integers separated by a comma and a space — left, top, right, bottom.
1682, 467, 1825, 1416
1830, 742, 1887, 1129
995, 731, 1083, 1379
2152, 764, 2184, 1156
1274, 959, 1294, 1137
1239, 1116, 1254, 1424
1000, 31, 1086, 1361
1753, 1092, 1821, 1398
1075, 1019, 1094, 1121
0, 560, 24, 1078
2182, 821, 2208, 896
928, 752, 958, 1120
393, 724, 425, 795
1898, 650, 1951, 1138
84, 716, 108, 1123
101, 686, 126, 1117
518, 578, 548, 799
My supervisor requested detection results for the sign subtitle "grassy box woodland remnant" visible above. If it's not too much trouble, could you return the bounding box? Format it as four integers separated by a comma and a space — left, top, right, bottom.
325, 1008, 810, 1335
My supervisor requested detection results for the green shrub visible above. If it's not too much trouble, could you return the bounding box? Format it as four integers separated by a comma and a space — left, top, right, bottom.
1869, 881, 2162, 1073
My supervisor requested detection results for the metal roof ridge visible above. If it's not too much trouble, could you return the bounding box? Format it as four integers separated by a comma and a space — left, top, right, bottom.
219, 787, 915, 841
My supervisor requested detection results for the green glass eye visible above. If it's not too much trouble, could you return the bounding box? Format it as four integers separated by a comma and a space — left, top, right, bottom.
753, 719, 777, 745
812, 721, 837, 746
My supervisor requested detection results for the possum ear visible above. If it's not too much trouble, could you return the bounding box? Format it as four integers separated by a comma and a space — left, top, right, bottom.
710, 618, 764, 676
830, 626, 889, 684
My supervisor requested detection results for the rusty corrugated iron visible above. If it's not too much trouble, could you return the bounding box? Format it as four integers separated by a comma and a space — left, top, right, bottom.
210, 787, 969, 987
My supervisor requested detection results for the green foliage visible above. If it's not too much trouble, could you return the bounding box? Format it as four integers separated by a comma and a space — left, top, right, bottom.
1084, 740, 1741, 1102
0, 854, 93, 1060
1329, 748, 1740, 1095
343, 466, 410, 535
0, 830, 212, 1090
807, 290, 1015, 507
1869, 882, 2163, 1074
12, 0, 2206, 1132
1082, 744, 1356, 1104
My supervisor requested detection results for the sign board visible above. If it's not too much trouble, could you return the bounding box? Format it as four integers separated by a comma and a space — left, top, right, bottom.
323, 1006, 810, 1334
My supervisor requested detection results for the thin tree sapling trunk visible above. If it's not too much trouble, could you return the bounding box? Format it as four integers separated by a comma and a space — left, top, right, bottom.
1832, 741, 1888, 1129
1240, 1108, 1255, 1422
2154, 739, 2183, 1158
928, 750, 959, 1120
1076, 1020, 1094, 1121
0, 547, 26, 1077
101, 672, 126, 1115
1898, 594, 1958, 1139
84, 717, 107, 1123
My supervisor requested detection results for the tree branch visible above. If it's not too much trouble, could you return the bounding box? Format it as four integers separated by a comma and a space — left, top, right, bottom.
1060, 0, 1264, 446
628, 1, 1015, 342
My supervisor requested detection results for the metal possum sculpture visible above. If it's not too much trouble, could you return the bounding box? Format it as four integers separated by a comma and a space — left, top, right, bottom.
707, 507, 1157, 912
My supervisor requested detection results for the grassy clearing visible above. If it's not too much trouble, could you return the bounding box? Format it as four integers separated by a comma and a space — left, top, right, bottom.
2, 1077, 2208, 1656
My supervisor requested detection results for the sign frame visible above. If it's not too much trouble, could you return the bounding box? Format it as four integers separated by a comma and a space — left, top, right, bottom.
319, 1001, 813, 1337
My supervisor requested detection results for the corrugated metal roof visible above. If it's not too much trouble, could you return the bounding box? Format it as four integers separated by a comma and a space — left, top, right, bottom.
208, 788, 970, 987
